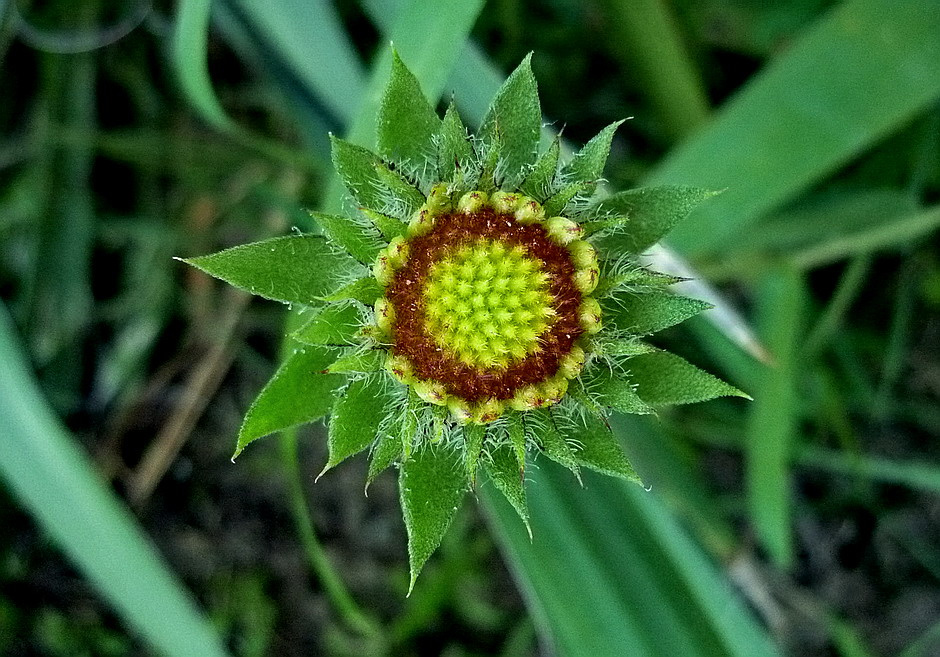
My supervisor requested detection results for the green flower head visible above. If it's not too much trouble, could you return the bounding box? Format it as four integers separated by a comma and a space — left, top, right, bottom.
184, 51, 747, 591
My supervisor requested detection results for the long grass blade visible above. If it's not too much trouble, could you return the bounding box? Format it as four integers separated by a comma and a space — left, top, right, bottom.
0, 302, 230, 657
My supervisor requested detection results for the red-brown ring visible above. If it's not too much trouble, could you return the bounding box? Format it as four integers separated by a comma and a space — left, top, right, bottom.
384, 209, 585, 403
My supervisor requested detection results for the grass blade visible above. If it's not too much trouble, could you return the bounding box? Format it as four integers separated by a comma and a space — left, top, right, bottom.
173, 0, 234, 130
0, 303, 230, 657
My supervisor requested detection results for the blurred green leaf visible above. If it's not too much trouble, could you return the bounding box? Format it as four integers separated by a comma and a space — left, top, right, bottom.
173, 0, 233, 130
745, 267, 807, 568
400, 447, 468, 591
652, 0, 940, 255
237, 344, 343, 456
183, 235, 355, 306
0, 303, 230, 657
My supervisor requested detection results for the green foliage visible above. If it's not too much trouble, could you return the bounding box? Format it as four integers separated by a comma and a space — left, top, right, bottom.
563, 412, 642, 483
326, 377, 394, 472
585, 368, 655, 415
436, 102, 474, 183
182, 235, 354, 306
562, 120, 626, 188
483, 446, 530, 536
293, 303, 363, 346
309, 211, 385, 264
603, 290, 712, 335
237, 344, 344, 456
330, 136, 424, 216
400, 447, 469, 591
629, 351, 749, 406
519, 135, 560, 200
323, 276, 383, 305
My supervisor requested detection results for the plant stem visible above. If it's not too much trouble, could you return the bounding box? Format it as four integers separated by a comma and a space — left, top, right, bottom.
597, 0, 710, 142
279, 426, 383, 642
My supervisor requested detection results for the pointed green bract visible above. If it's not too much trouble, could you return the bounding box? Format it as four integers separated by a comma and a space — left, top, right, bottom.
543, 181, 593, 217
377, 50, 443, 173
591, 186, 719, 254
293, 303, 363, 346
324, 277, 383, 305
603, 290, 711, 335
309, 211, 384, 264
437, 101, 473, 182
366, 431, 402, 488
479, 53, 540, 188
519, 135, 560, 200
400, 447, 468, 592
594, 338, 655, 358
326, 377, 392, 471
562, 413, 642, 483
629, 350, 749, 405
182, 235, 354, 307
325, 349, 385, 373
506, 412, 527, 469
360, 208, 407, 241
562, 119, 624, 186
236, 344, 344, 457
585, 369, 655, 415
484, 445, 530, 536
531, 409, 581, 480
330, 136, 425, 218
464, 423, 485, 484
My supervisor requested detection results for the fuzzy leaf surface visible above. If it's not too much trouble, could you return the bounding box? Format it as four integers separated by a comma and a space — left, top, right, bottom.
532, 409, 581, 480
400, 447, 468, 591
236, 344, 343, 456
324, 277, 383, 305
360, 208, 407, 241
309, 211, 384, 264
479, 53, 540, 188
331, 136, 424, 217
325, 349, 385, 373
563, 412, 641, 483
629, 351, 749, 405
293, 303, 363, 346
437, 101, 473, 182
519, 136, 560, 201
562, 120, 624, 186
377, 49, 442, 171
585, 369, 655, 415
592, 186, 718, 254
183, 236, 353, 306
484, 445, 530, 536
366, 431, 402, 488
544, 181, 593, 217
603, 290, 711, 335
464, 423, 485, 484
326, 376, 392, 471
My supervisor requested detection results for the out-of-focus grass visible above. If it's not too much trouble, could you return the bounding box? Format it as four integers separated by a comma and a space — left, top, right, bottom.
1, 0, 939, 655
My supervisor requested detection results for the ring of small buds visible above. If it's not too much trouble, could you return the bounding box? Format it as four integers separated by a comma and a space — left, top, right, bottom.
372, 184, 602, 423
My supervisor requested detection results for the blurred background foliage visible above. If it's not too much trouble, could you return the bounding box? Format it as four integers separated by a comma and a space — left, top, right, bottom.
1, 0, 939, 655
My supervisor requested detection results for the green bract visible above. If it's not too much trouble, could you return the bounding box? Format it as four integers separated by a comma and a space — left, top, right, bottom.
183, 51, 748, 591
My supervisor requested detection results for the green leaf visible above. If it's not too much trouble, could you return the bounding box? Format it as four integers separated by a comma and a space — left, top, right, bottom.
0, 304, 230, 657
400, 446, 469, 592
330, 136, 425, 217
325, 349, 386, 373
479, 53, 540, 188
602, 290, 711, 335
531, 409, 581, 481
591, 186, 718, 254
594, 338, 655, 358
437, 101, 474, 182
628, 350, 749, 406
367, 431, 403, 488
506, 411, 527, 470
292, 303, 363, 346
561, 119, 625, 186
464, 423, 485, 484
325, 377, 393, 472
237, 344, 344, 456
173, 0, 234, 131
519, 135, 560, 201
324, 277, 383, 305
585, 369, 655, 415
182, 235, 355, 307
377, 49, 443, 173
484, 446, 530, 537
562, 412, 641, 483
543, 181, 593, 217
746, 267, 806, 568
309, 211, 384, 264
360, 207, 407, 241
